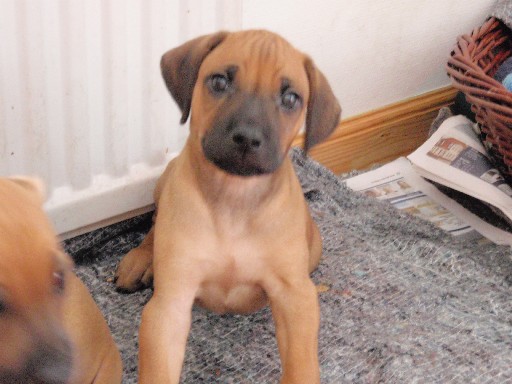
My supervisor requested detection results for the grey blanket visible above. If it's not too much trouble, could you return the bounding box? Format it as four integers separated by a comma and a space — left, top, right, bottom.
493, 0, 512, 30
65, 148, 512, 383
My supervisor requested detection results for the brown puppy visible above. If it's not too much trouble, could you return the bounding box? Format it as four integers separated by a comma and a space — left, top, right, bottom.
0, 177, 122, 384
115, 30, 341, 383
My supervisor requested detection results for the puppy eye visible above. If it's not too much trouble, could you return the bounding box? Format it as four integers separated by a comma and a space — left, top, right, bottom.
281, 91, 301, 111
53, 270, 65, 294
0, 290, 8, 315
209, 74, 230, 94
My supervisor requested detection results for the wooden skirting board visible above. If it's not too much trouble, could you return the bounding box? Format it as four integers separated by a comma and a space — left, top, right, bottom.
292, 86, 457, 174
61, 86, 456, 239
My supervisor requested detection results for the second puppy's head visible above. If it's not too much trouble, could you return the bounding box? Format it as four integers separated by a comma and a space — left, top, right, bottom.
0, 178, 73, 384
161, 30, 341, 176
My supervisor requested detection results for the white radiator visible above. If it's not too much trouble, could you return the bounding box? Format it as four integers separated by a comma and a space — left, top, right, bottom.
0, 0, 242, 237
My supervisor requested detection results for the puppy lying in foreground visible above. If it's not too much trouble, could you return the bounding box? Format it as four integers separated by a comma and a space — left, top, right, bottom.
116, 30, 341, 383
0, 178, 122, 384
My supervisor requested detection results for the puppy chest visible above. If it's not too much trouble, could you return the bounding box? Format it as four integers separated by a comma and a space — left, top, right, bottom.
195, 249, 268, 313
203, 249, 264, 287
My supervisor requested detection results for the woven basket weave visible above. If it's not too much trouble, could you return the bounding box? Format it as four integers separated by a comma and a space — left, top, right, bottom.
447, 17, 512, 185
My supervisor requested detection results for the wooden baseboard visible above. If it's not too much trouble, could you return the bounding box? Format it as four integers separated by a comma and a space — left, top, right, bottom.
59, 86, 456, 238
293, 86, 457, 174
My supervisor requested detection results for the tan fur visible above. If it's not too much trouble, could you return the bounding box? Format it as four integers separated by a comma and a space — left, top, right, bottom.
115, 30, 340, 383
0, 178, 122, 384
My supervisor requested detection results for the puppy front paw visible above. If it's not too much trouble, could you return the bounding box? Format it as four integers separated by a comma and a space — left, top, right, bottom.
114, 247, 154, 292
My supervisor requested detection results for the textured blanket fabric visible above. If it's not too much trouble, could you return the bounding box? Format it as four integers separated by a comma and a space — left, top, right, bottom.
64, 148, 512, 383
492, 0, 512, 30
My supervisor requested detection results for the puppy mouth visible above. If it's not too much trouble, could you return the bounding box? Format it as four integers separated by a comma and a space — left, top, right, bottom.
27, 336, 73, 384
201, 137, 280, 177
209, 156, 268, 176
0, 342, 73, 384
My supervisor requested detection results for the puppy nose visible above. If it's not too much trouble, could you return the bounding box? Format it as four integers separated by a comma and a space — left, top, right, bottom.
231, 128, 262, 151
30, 335, 73, 384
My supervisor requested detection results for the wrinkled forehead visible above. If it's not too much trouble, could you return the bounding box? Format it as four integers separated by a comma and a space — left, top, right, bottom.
200, 30, 309, 94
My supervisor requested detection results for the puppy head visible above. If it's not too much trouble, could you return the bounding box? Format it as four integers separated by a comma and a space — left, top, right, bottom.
0, 178, 73, 384
161, 30, 341, 176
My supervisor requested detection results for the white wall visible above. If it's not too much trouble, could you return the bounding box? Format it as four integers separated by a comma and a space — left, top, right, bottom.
0, 0, 497, 235
0, 0, 242, 235
241, 0, 496, 117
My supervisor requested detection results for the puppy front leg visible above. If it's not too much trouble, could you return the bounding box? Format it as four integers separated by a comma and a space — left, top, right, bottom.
138, 291, 194, 384
268, 278, 320, 384
115, 227, 155, 291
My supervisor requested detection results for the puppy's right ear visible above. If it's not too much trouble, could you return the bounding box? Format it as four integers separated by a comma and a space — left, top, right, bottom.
161, 32, 229, 124
303, 57, 341, 152
8, 176, 46, 204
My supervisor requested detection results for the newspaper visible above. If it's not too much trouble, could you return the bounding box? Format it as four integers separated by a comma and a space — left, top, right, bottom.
344, 157, 512, 246
407, 115, 512, 222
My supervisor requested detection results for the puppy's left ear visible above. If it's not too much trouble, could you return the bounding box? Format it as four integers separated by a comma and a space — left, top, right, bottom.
9, 176, 46, 204
161, 32, 229, 124
304, 57, 341, 152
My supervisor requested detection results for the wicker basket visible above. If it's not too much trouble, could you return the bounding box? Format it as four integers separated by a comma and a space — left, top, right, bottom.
447, 17, 512, 185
